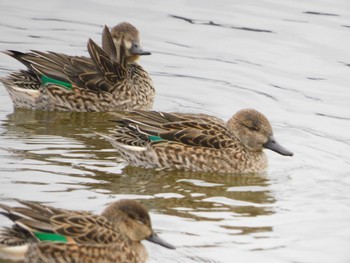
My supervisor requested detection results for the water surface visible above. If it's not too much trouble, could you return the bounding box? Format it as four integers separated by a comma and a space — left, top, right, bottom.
0, 0, 349, 262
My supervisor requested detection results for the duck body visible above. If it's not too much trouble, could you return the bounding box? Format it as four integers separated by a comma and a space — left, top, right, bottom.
100, 109, 293, 173
0, 22, 154, 112
23, 242, 146, 263
0, 199, 174, 263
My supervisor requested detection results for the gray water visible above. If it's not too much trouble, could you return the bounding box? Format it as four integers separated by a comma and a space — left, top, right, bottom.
0, 0, 350, 262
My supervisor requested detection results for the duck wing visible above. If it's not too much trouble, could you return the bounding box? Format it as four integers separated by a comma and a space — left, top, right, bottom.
63, 25, 127, 92
113, 111, 236, 149
0, 201, 118, 245
49, 212, 119, 244
3, 49, 86, 84
4, 26, 127, 93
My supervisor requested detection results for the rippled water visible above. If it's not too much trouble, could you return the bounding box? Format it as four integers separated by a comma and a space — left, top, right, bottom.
0, 0, 350, 262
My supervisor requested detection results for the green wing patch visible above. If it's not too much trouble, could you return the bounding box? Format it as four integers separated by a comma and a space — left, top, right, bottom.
148, 135, 163, 141
41, 75, 72, 90
34, 231, 68, 242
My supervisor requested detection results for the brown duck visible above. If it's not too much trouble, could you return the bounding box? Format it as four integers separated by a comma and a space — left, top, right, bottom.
0, 22, 154, 112
98, 108, 293, 173
0, 199, 174, 262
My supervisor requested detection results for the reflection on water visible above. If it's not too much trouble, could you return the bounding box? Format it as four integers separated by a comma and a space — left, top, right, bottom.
2, 110, 275, 223
101, 167, 274, 219
2, 109, 117, 167
3, 108, 113, 136
0, 109, 276, 262
1, 0, 350, 262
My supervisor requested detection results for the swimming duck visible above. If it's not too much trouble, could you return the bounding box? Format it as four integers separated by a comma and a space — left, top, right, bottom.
0, 199, 174, 262
0, 22, 154, 112
98, 109, 293, 173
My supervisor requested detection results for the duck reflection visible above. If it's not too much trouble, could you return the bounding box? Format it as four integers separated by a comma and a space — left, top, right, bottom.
3, 108, 114, 136
1, 108, 115, 159
88, 166, 275, 219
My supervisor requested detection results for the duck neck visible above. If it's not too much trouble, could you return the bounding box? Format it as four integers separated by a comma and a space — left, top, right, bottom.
226, 116, 243, 144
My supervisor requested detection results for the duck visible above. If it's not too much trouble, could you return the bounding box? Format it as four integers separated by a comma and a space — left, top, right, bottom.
0, 199, 174, 263
98, 109, 293, 173
0, 22, 154, 112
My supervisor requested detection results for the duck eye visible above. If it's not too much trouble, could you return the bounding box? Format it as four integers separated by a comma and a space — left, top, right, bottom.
248, 125, 259, 131
242, 122, 259, 131
136, 220, 144, 225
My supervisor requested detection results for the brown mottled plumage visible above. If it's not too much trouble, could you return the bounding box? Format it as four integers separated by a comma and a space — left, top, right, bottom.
0, 199, 174, 263
0, 22, 154, 112
99, 109, 293, 173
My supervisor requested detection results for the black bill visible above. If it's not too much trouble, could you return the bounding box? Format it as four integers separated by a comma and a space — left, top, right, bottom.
263, 135, 293, 156
131, 41, 151, 55
146, 232, 175, 249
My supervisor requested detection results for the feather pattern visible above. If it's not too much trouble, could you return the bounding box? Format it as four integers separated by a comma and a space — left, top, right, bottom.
101, 109, 293, 173
0, 23, 154, 112
113, 110, 236, 149
0, 199, 174, 262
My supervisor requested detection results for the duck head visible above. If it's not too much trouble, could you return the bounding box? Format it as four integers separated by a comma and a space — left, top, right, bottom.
227, 108, 293, 156
111, 22, 151, 62
101, 199, 175, 249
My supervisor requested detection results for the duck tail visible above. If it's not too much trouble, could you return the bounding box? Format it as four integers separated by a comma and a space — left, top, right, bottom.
95, 132, 130, 149
1, 79, 39, 109
3, 50, 31, 68
96, 127, 149, 148
0, 244, 28, 261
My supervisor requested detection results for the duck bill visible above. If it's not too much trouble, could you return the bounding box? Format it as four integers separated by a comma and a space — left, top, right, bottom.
146, 232, 175, 249
131, 41, 151, 55
263, 136, 293, 156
